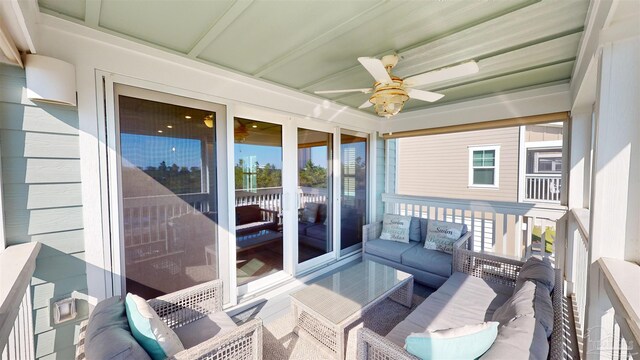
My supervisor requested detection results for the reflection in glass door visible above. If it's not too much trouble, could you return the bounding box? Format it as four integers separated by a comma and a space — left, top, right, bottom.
297, 128, 333, 265
117, 94, 219, 299
340, 133, 368, 255
234, 118, 283, 286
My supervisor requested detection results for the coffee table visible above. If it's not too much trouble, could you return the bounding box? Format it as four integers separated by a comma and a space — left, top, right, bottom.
290, 260, 413, 360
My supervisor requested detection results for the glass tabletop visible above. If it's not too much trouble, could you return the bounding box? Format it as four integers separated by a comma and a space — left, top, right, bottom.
290, 260, 412, 324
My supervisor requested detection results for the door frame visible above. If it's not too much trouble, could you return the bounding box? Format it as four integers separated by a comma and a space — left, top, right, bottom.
98, 73, 234, 304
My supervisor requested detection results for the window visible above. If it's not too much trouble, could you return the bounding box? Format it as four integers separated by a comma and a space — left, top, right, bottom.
468, 145, 499, 187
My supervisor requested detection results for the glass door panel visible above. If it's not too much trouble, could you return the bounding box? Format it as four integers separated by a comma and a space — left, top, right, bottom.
297, 128, 333, 265
340, 133, 368, 255
118, 95, 218, 299
234, 118, 283, 286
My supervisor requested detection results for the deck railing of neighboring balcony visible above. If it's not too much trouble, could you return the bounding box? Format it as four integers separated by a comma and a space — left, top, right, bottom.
382, 193, 566, 259
0, 242, 41, 360
524, 174, 562, 203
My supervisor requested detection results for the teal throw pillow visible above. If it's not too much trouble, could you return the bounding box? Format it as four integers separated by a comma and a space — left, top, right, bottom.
125, 293, 184, 360
405, 321, 499, 360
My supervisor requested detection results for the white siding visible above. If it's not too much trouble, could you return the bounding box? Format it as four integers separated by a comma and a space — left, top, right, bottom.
396, 127, 519, 202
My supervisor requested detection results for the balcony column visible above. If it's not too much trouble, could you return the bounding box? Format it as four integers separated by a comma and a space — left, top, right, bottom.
567, 112, 592, 209
584, 35, 640, 357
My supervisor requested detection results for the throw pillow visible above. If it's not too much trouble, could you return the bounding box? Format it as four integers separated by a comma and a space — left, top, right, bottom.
424, 220, 465, 254
302, 202, 320, 223
125, 293, 184, 360
379, 214, 412, 243
516, 256, 555, 293
405, 322, 499, 360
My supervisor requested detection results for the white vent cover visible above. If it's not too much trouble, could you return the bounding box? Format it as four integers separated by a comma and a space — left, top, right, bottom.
25, 54, 77, 106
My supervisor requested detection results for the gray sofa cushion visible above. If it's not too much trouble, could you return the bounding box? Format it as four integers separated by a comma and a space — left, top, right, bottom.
419, 218, 428, 241
516, 256, 555, 293
85, 296, 152, 360
365, 239, 420, 263
533, 282, 554, 337
409, 217, 421, 241
480, 315, 549, 360
385, 272, 511, 347
306, 224, 327, 241
173, 311, 237, 349
492, 280, 536, 324
401, 246, 453, 278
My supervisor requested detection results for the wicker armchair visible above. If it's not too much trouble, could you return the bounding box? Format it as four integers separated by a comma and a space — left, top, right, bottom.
76, 280, 262, 360
357, 240, 573, 360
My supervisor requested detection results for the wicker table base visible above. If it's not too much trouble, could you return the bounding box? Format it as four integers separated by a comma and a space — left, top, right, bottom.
290, 261, 413, 360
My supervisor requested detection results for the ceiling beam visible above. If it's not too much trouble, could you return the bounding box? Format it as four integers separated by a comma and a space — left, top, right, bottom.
251, 0, 391, 78
188, 0, 254, 58
84, 0, 102, 28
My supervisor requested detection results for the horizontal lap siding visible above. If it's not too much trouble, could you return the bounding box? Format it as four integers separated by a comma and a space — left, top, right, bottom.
397, 127, 519, 202
0, 64, 87, 359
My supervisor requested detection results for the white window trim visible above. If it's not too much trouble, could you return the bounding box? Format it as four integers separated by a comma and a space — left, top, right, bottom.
468, 145, 500, 189
0, 146, 5, 251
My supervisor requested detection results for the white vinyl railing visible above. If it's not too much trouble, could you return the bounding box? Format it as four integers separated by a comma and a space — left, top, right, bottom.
524, 174, 562, 203
235, 186, 328, 212
566, 208, 590, 349
0, 242, 40, 360
382, 193, 566, 259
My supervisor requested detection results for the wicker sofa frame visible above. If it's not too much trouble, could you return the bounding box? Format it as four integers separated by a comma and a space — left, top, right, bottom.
76, 280, 263, 360
357, 241, 575, 360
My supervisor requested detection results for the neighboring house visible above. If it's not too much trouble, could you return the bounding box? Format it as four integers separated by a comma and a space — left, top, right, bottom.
396, 124, 563, 204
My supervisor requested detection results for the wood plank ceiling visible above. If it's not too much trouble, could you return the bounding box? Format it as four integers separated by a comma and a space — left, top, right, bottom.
38, 0, 590, 115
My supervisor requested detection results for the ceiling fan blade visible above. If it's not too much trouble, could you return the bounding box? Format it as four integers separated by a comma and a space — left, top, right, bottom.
404, 61, 479, 87
358, 100, 373, 109
314, 88, 372, 95
358, 57, 393, 84
407, 88, 444, 102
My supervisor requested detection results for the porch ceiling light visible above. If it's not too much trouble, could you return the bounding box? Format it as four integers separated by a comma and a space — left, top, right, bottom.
368, 81, 409, 118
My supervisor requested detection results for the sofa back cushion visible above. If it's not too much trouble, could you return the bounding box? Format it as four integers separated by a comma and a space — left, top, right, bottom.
317, 203, 328, 224
85, 296, 152, 360
409, 217, 421, 241
481, 315, 549, 360
492, 280, 554, 338
125, 294, 184, 360
516, 256, 555, 293
236, 205, 261, 225
424, 220, 467, 254
405, 322, 499, 360
379, 214, 412, 243
301, 202, 320, 223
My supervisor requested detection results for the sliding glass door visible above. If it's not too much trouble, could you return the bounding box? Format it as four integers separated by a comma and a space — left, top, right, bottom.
297, 128, 333, 269
115, 87, 224, 299
233, 118, 284, 287
340, 132, 368, 256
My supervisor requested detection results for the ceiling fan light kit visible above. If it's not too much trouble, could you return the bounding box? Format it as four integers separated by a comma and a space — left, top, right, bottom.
315, 55, 479, 118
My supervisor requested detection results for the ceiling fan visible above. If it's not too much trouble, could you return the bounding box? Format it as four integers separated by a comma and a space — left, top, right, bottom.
315, 55, 479, 118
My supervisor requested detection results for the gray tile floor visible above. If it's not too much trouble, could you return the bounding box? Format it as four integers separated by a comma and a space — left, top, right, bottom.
231, 260, 435, 325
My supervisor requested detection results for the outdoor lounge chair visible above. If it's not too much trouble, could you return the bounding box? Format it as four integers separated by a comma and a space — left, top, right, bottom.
76, 279, 263, 360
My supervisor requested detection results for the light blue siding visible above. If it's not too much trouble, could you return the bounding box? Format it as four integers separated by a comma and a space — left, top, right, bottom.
0, 63, 87, 359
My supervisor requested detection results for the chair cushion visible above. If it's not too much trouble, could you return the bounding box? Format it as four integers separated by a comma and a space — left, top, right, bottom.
298, 222, 314, 236
85, 297, 151, 360
173, 311, 238, 349
305, 224, 327, 240
365, 239, 420, 263
125, 294, 184, 360
236, 205, 261, 225
405, 322, 499, 360
401, 246, 453, 278
492, 279, 554, 338
409, 217, 421, 241
480, 315, 549, 360
516, 256, 555, 293
379, 214, 412, 243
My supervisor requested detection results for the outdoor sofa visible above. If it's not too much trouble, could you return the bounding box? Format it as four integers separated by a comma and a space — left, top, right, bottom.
76, 279, 262, 360
358, 246, 569, 360
362, 217, 472, 288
